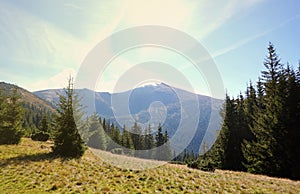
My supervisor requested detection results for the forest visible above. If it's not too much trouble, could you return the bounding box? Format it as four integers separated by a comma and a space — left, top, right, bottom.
1, 43, 299, 180
191, 43, 300, 180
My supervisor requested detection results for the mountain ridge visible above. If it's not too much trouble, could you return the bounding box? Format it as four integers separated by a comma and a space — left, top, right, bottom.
34, 83, 224, 153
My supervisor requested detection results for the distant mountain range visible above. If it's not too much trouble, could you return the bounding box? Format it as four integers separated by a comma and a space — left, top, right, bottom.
34, 83, 224, 153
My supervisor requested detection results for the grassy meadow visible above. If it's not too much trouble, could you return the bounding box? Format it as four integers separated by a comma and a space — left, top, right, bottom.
0, 138, 299, 193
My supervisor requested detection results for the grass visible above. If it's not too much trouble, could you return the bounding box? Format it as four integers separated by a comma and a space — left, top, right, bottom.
0, 138, 299, 193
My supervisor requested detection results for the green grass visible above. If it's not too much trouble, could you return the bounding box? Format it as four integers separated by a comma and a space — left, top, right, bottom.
0, 139, 299, 193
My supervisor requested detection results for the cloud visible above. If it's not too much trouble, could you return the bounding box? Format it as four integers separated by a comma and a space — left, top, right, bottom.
27, 68, 77, 91
120, 0, 196, 29
0, 0, 268, 93
194, 0, 267, 39
212, 13, 300, 58
63, 3, 85, 11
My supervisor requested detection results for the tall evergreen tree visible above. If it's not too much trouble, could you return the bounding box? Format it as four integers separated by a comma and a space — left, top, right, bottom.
0, 87, 23, 144
131, 121, 143, 150
121, 124, 134, 155
87, 113, 107, 150
52, 78, 86, 158
154, 123, 167, 160
243, 43, 287, 176
144, 124, 155, 159
39, 113, 49, 133
163, 129, 172, 160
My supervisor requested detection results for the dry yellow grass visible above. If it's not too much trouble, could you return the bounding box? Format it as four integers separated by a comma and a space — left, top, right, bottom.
0, 138, 299, 193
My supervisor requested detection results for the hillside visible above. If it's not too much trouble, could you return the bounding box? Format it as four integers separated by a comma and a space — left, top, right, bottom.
34, 83, 224, 153
0, 138, 299, 193
0, 82, 55, 112
0, 82, 55, 132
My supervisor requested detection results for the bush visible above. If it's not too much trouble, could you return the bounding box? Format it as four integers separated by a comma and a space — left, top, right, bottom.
31, 132, 49, 142
187, 160, 199, 169
187, 160, 215, 172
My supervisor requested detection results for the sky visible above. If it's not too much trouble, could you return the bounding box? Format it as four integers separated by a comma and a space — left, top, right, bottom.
0, 0, 300, 99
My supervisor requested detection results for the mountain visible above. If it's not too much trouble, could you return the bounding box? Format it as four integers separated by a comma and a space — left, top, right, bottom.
0, 82, 55, 111
0, 82, 55, 133
34, 83, 224, 153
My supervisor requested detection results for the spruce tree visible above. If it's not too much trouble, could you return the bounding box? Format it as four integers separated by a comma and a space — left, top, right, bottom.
154, 123, 166, 160
281, 64, 300, 179
144, 124, 155, 158
0, 87, 23, 144
198, 93, 249, 171
131, 121, 143, 150
243, 43, 286, 176
87, 113, 107, 150
78, 117, 90, 144
52, 78, 86, 158
121, 125, 134, 155
163, 129, 172, 161
39, 113, 49, 133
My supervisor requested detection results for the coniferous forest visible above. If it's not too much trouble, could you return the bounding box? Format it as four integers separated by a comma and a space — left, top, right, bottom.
192, 43, 300, 180
1, 43, 300, 181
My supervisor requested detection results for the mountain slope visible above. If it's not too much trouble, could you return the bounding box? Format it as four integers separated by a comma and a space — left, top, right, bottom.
1, 138, 299, 193
0, 82, 56, 132
34, 83, 224, 153
0, 82, 55, 111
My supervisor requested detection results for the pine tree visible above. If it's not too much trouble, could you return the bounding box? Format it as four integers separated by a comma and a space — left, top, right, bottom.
144, 124, 155, 159
39, 113, 49, 133
281, 64, 300, 179
243, 43, 286, 176
121, 124, 134, 155
78, 117, 90, 144
131, 121, 143, 150
87, 113, 107, 150
0, 87, 23, 144
154, 123, 166, 160
198, 93, 249, 171
290, 64, 300, 179
52, 78, 86, 158
163, 129, 172, 160
73, 92, 88, 144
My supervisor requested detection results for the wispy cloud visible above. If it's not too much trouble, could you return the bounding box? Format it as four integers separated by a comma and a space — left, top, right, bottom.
212, 13, 300, 58
0, 0, 123, 89
27, 68, 77, 91
63, 3, 85, 11
191, 0, 267, 40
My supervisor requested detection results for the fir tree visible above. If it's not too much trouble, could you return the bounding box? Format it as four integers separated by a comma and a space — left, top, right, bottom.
87, 113, 107, 150
0, 87, 23, 144
154, 123, 166, 160
121, 124, 134, 155
52, 78, 86, 158
39, 113, 49, 133
144, 124, 155, 159
131, 121, 143, 150
243, 43, 287, 176
163, 129, 172, 160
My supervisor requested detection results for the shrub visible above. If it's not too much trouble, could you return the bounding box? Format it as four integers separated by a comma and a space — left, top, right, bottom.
111, 148, 124, 155
31, 132, 49, 142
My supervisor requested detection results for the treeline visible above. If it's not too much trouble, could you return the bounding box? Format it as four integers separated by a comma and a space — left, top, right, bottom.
22, 102, 53, 136
192, 43, 300, 180
0, 79, 174, 160
0, 86, 53, 144
79, 114, 173, 161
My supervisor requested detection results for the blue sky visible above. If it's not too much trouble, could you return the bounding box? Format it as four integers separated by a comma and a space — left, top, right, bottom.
0, 0, 299, 99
